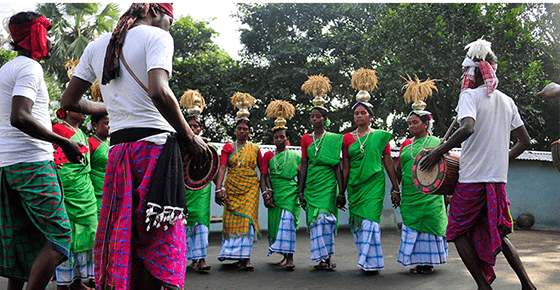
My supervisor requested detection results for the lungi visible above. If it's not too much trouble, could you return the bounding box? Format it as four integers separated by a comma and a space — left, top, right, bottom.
268, 209, 297, 255
398, 224, 448, 267
309, 213, 336, 263
351, 218, 384, 271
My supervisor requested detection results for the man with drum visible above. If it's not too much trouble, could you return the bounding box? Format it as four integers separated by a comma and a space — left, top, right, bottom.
420, 39, 536, 290
60, 3, 210, 290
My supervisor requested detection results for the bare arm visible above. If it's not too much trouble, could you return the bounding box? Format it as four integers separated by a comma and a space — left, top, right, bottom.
334, 162, 346, 210
509, 125, 531, 161
11, 96, 83, 163
384, 153, 401, 208
395, 158, 402, 184
148, 69, 210, 167
537, 82, 560, 100
298, 157, 309, 210
260, 172, 274, 208
60, 76, 107, 115
214, 163, 227, 206
420, 117, 475, 171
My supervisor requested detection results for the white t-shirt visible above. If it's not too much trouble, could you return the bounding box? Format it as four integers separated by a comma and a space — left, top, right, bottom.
456, 85, 524, 183
73, 25, 176, 137
0, 56, 54, 167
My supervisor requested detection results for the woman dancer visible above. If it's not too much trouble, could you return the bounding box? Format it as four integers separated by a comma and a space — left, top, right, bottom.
261, 100, 301, 270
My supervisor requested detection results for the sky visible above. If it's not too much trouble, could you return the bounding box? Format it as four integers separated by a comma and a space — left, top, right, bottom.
0, 1, 244, 59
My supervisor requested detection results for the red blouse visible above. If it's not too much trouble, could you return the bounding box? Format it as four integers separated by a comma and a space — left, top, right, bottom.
342, 132, 390, 159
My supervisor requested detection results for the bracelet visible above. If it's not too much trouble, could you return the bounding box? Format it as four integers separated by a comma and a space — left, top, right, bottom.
216, 187, 225, 193
391, 189, 401, 194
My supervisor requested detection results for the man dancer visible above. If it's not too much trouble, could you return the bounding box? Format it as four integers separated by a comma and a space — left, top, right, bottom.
421, 39, 536, 290
0, 12, 84, 290
61, 3, 210, 290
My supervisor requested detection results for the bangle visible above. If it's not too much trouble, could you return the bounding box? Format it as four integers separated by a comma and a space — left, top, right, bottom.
216, 187, 225, 193
391, 189, 401, 194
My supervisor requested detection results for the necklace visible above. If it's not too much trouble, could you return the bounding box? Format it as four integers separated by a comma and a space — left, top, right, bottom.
272, 149, 288, 174
62, 120, 77, 133
312, 132, 325, 157
410, 136, 429, 160
93, 135, 108, 147
235, 142, 248, 167
354, 128, 372, 154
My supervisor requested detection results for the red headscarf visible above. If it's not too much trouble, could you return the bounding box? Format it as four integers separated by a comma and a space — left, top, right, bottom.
8, 15, 52, 60
102, 3, 174, 85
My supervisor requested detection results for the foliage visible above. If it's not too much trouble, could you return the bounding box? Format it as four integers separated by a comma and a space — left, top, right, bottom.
0, 49, 17, 67
36, 3, 120, 84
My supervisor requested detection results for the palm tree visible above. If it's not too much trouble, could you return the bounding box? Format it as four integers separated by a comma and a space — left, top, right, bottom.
36, 3, 120, 83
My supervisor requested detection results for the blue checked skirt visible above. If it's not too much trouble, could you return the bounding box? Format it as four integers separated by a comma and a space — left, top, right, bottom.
186, 223, 209, 261
309, 213, 336, 263
218, 226, 255, 260
398, 224, 448, 267
56, 250, 94, 285
351, 218, 384, 271
268, 209, 296, 256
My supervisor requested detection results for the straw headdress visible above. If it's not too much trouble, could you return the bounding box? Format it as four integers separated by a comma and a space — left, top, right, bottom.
231, 92, 256, 120
401, 75, 440, 111
351, 68, 378, 103
266, 100, 295, 131
301, 74, 332, 108
180, 89, 206, 117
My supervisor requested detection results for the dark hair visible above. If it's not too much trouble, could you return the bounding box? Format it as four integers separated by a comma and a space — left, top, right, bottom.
272, 127, 287, 135
91, 112, 108, 124
311, 107, 328, 119
353, 103, 374, 117
9, 12, 48, 51
409, 112, 430, 124
186, 115, 202, 128
235, 118, 251, 129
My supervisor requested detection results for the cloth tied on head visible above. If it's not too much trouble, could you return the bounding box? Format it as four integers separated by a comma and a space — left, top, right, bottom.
351, 100, 373, 110
8, 15, 52, 60
102, 3, 173, 85
461, 57, 499, 95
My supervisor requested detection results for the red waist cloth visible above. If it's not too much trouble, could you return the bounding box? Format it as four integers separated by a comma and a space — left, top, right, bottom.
447, 182, 513, 282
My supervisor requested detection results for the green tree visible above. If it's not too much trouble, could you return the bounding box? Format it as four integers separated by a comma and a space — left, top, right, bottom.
36, 3, 120, 84
168, 15, 242, 143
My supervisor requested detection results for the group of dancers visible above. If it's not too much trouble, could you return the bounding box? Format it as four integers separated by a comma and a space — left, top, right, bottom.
0, 3, 543, 290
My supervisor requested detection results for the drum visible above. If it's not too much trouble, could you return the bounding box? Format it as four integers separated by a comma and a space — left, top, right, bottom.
552, 139, 560, 172
183, 145, 219, 190
412, 149, 460, 195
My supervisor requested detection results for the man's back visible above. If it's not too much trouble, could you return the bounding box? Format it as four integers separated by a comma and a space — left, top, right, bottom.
456, 87, 524, 183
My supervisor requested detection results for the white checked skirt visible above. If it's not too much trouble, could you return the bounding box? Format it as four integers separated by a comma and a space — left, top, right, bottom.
268, 209, 297, 256
397, 224, 448, 267
351, 218, 384, 271
186, 223, 209, 261
309, 213, 337, 263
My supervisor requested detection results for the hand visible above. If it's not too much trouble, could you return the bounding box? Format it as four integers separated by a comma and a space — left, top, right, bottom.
298, 192, 306, 211
59, 139, 85, 164
390, 189, 401, 209
215, 188, 227, 206
537, 82, 560, 99
419, 147, 443, 172
263, 191, 275, 208
184, 135, 211, 168
337, 194, 346, 210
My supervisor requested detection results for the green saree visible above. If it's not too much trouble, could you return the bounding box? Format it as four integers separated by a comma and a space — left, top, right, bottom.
399, 136, 447, 237
268, 150, 301, 244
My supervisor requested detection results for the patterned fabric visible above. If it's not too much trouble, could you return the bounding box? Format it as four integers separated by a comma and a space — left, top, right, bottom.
461, 57, 499, 95
186, 223, 209, 261
351, 218, 384, 271
309, 213, 336, 263
447, 183, 513, 282
222, 142, 261, 239
88, 137, 109, 217
0, 161, 71, 281
94, 141, 186, 290
8, 15, 52, 60
398, 225, 448, 267
218, 226, 255, 260
55, 250, 94, 285
102, 3, 173, 85
268, 209, 297, 255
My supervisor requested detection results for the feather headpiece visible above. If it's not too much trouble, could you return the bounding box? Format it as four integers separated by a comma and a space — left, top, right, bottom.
301, 74, 332, 108
266, 100, 295, 131
231, 92, 256, 120
465, 38, 493, 61
351, 68, 378, 103
401, 75, 440, 111
180, 89, 206, 116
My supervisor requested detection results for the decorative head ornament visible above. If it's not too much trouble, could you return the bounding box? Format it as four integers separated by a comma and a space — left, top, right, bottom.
266, 100, 295, 131
402, 75, 439, 135
351, 68, 378, 103
461, 38, 499, 95
301, 74, 332, 109
180, 90, 206, 117
8, 14, 52, 60
231, 92, 256, 120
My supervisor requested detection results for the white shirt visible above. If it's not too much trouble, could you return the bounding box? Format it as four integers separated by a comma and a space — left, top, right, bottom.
456, 85, 524, 183
73, 25, 176, 140
0, 56, 54, 167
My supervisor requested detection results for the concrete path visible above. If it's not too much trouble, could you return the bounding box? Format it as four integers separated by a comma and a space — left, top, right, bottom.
2, 227, 558, 289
